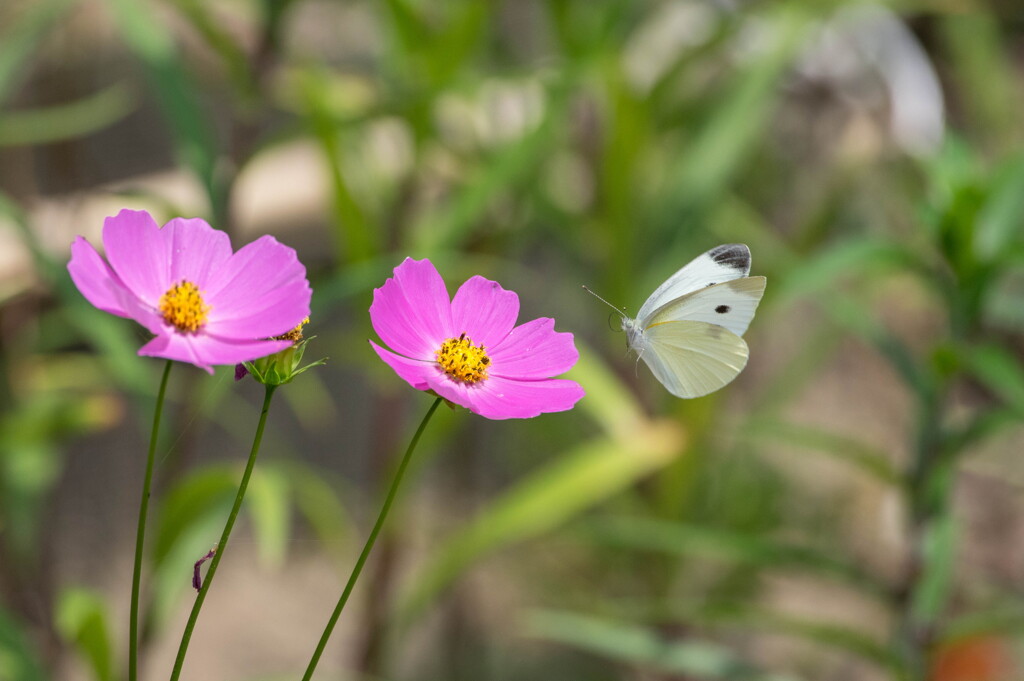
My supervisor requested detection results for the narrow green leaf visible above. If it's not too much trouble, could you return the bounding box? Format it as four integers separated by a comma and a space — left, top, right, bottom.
940, 13, 1023, 148
0, 0, 74, 105
524, 610, 800, 681
429, 2, 488, 86
103, 0, 223, 219
598, 61, 649, 296
397, 435, 680, 622
147, 503, 228, 632
583, 515, 890, 601
277, 463, 354, 564
0, 192, 172, 395
298, 69, 373, 262
382, 0, 429, 62
167, 0, 253, 97
744, 420, 900, 485
943, 408, 1020, 457
247, 467, 291, 568
695, 607, 902, 673
963, 344, 1024, 417
823, 294, 927, 396
773, 238, 921, 308
911, 511, 957, 626
563, 341, 648, 439
151, 466, 239, 568
412, 89, 565, 254
975, 155, 1024, 260
0, 606, 46, 681
55, 588, 115, 681
0, 191, 61, 285
941, 603, 1024, 643
653, 6, 809, 238
0, 83, 135, 146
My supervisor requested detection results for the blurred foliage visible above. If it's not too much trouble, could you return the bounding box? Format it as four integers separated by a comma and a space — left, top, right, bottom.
1, 1, 1024, 681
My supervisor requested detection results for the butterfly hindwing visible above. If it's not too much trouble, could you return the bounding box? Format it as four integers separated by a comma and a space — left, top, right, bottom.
636, 244, 752, 321
636, 320, 749, 399
645, 276, 766, 338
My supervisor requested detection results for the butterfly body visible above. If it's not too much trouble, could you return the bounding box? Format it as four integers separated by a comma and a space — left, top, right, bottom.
619, 244, 766, 398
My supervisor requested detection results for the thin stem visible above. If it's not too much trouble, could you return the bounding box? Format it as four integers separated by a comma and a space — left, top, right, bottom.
301, 397, 443, 681
129, 359, 173, 681
169, 384, 278, 681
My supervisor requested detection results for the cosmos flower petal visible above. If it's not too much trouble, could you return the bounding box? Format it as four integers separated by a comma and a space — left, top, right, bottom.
68, 236, 136, 319
393, 258, 454, 341
138, 333, 211, 373
370, 278, 436, 359
205, 236, 308, 317
475, 376, 586, 419
205, 278, 312, 339
488, 318, 580, 379
68, 236, 166, 334
425, 374, 584, 420
370, 258, 453, 359
450, 275, 519, 349
139, 333, 293, 375
102, 209, 170, 305
165, 217, 233, 285
369, 340, 433, 390
195, 335, 294, 366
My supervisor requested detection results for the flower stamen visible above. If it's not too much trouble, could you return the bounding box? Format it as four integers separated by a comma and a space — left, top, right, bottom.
436, 332, 490, 384
159, 280, 210, 333
274, 317, 310, 342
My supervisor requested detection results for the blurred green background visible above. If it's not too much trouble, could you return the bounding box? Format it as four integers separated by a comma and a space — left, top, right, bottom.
2, 1, 1024, 680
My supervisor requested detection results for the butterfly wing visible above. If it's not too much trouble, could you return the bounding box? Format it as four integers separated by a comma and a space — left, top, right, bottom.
636, 244, 752, 321
644, 276, 766, 338
634, 320, 750, 398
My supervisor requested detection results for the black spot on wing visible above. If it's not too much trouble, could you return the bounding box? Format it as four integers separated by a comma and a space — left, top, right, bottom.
715, 305, 730, 314
709, 244, 751, 273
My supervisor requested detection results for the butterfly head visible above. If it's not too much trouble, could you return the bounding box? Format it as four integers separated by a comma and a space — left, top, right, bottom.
622, 316, 645, 349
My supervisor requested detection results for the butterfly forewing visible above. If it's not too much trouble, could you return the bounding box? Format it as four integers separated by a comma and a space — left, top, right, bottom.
645, 276, 766, 338
637, 320, 749, 398
636, 244, 752, 321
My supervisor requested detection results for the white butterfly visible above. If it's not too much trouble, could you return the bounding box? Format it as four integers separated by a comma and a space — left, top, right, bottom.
589, 244, 766, 398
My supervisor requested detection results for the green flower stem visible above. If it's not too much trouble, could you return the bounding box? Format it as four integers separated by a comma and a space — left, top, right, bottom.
129, 359, 172, 681
301, 396, 443, 681
169, 384, 278, 681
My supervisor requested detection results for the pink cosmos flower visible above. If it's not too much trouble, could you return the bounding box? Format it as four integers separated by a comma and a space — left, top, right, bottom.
369, 258, 584, 419
67, 209, 312, 374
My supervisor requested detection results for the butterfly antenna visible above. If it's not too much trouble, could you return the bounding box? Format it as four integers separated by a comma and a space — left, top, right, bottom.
581, 285, 627, 321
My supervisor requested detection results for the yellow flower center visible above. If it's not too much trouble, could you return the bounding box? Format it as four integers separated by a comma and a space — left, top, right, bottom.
436, 332, 490, 384
159, 280, 210, 334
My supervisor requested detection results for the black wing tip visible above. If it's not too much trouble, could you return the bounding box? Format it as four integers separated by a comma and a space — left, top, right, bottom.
709, 244, 751, 273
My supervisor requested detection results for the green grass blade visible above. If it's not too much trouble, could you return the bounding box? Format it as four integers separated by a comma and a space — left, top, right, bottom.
652, 6, 810, 240
524, 610, 801, 681
103, 0, 223, 219
55, 588, 115, 681
963, 344, 1024, 417
583, 515, 890, 601
397, 434, 680, 622
744, 420, 900, 485
0, 606, 47, 681
0, 83, 135, 146
0, 0, 75, 105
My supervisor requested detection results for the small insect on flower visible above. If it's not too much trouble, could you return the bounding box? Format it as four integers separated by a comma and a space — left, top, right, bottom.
369, 258, 584, 419
67, 209, 312, 374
